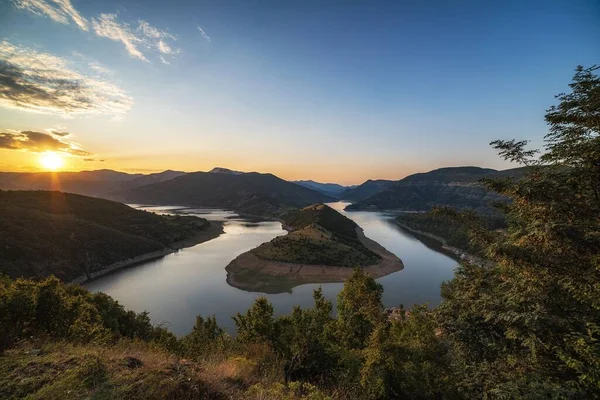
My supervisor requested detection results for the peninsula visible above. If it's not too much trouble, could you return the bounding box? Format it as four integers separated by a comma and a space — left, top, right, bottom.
226, 204, 403, 292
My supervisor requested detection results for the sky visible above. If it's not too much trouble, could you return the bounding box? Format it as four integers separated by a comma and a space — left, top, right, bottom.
0, 0, 598, 185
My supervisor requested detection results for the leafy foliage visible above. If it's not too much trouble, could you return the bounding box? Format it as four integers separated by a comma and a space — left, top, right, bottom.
438, 65, 600, 397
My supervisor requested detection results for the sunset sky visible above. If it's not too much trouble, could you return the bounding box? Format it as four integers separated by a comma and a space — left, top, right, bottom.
0, 0, 598, 184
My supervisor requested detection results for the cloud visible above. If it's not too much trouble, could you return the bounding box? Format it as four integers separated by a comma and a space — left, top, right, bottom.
91, 14, 180, 62
0, 129, 91, 156
92, 13, 148, 61
14, 0, 89, 30
14, 1, 180, 63
0, 41, 133, 116
197, 26, 211, 42
89, 62, 112, 75
45, 128, 69, 136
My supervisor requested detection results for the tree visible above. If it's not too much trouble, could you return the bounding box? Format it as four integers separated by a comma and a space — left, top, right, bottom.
233, 297, 277, 345
337, 268, 385, 350
439, 65, 600, 397
181, 315, 225, 358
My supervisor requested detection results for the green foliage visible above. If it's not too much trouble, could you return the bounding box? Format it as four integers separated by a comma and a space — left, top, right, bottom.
337, 268, 385, 350
0, 190, 212, 281
396, 206, 505, 255
234, 297, 278, 345
438, 65, 600, 397
0, 276, 175, 353
180, 315, 226, 359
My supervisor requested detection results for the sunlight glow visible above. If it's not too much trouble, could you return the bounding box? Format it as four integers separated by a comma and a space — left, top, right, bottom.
39, 152, 64, 171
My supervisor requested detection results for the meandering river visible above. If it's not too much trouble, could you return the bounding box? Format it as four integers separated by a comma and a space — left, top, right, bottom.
86, 202, 458, 335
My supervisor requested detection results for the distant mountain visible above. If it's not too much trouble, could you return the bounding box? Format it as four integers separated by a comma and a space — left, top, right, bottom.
293, 180, 355, 198
340, 179, 396, 201
0, 190, 219, 282
346, 166, 527, 213
110, 171, 336, 217
124, 170, 186, 188
0, 169, 185, 198
209, 167, 245, 175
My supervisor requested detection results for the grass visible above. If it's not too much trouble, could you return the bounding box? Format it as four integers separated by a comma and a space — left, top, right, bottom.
0, 340, 336, 400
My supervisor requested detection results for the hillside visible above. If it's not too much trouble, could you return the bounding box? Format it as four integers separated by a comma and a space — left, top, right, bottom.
293, 180, 353, 198
340, 179, 396, 201
0, 190, 222, 282
0, 170, 186, 199
226, 204, 402, 292
346, 166, 527, 213
110, 171, 336, 217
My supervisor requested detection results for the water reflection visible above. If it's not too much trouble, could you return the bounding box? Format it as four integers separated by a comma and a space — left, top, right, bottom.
86, 202, 458, 335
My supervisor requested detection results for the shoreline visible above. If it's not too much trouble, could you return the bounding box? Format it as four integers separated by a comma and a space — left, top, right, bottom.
72, 221, 224, 285
225, 227, 404, 293
393, 220, 489, 266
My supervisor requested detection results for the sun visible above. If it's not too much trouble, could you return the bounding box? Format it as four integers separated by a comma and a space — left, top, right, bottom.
39, 152, 65, 171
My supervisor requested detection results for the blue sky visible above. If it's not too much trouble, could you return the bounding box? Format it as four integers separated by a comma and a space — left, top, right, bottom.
0, 0, 598, 184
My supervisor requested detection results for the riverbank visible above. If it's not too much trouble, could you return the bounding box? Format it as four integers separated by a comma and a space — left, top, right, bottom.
72, 221, 224, 285
394, 220, 489, 266
225, 227, 403, 293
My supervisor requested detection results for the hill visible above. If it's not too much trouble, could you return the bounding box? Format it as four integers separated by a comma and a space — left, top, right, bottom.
110, 171, 336, 218
339, 179, 396, 201
293, 180, 354, 198
0, 170, 186, 199
346, 166, 527, 213
0, 190, 222, 282
226, 204, 402, 292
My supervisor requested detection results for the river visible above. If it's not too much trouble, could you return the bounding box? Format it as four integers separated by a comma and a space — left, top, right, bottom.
85, 202, 458, 335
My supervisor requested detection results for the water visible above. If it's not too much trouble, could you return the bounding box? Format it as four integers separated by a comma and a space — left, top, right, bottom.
85, 202, 458, 335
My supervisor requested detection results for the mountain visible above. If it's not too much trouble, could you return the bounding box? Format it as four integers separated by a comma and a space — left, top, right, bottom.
110, 171, 336, 217
124, 170, 186, 187
340, 179, 396, 201
208, 167, 245, 175
346, 166, 527, 213
293, 180, 355, 198
0, 169, 186, 198
0, 190, 221, 282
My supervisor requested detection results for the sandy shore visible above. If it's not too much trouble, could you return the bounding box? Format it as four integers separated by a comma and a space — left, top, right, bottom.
225, 227, 404, 293
72, 221, 224, 285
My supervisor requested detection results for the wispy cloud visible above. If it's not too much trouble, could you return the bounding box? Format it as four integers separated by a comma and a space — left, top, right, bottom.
92, 13, 148, 61
14, 0, 89, 30
89, 62, 112, 75
197, 26, 211, 42
0, 41, 133, 116
91, 14, 180, 62
0, 129, 91, 156
13, 1, 181, 63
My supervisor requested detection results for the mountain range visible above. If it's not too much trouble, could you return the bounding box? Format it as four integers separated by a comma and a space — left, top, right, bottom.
293, 180, 356, 197
108, 171, 336, 217
0, 165, 527, 216
345, 166, 527, 213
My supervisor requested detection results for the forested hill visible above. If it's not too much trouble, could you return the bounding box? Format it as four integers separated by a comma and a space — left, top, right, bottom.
110, 171, 336, 217
252, 204, 381, 267
346, 166, 527, 213
0, 190, 219, 282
